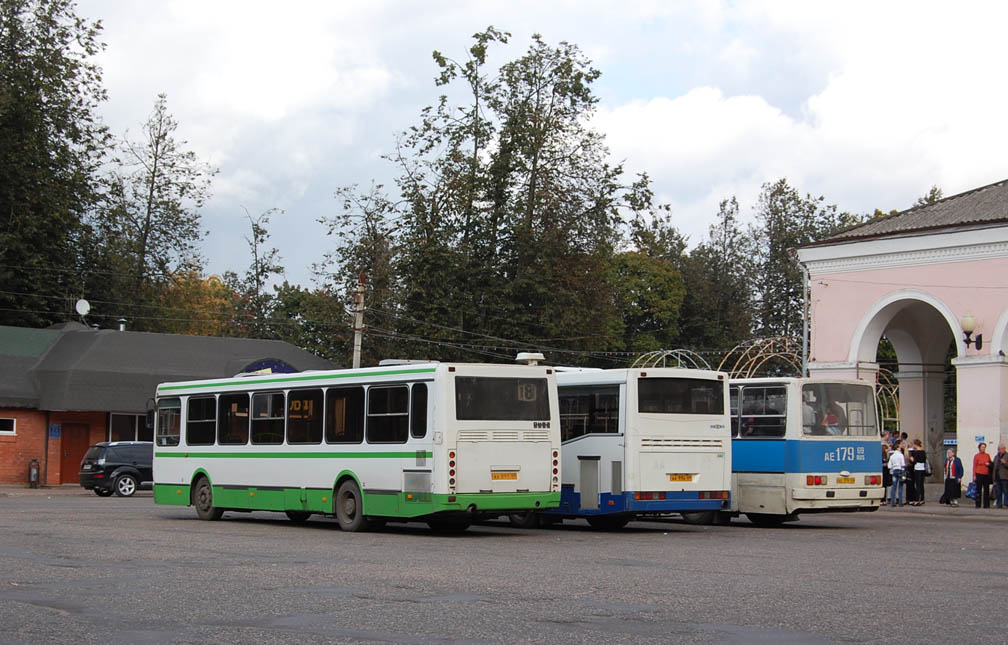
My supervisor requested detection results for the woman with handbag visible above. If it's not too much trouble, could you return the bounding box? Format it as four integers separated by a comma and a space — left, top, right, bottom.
908, 439, 928, 505
881, 442, 892, 505
973, 442, 993, 508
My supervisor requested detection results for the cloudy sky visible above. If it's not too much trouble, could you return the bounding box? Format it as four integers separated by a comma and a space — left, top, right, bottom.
78, 0, 1008, 287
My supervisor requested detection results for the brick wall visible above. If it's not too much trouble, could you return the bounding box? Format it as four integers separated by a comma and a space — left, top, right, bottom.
0, 408, 46, 485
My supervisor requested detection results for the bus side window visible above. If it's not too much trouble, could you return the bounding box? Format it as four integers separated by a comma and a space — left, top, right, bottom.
367, 385, 409, 444
326, 387, 364, 443
218, 392, 249, 445
156, 398, 181, 447
729, 387, 740, 437
251, 392, 285, 444
186, 396, 217, 446
410, 383, 428, 439
559, 385, 619, 441
287, 388, 323, 444
739, 386, 786, 438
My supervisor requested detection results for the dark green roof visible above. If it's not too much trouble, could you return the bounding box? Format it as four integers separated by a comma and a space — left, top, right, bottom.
0, 324, 336, 412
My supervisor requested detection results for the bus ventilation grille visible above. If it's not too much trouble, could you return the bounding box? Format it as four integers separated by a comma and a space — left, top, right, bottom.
521, 430, 551, 441
640, 438, 724, 449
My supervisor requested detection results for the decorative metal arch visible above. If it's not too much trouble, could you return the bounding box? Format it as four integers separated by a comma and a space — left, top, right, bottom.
875, 366, 900, 436
717, 337, 803, 379
630, 349, 712, 370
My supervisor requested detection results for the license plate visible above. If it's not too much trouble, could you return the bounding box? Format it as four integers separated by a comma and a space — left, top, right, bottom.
837, 477, 855, 484
82, 464, 91, 470
669, 473, 693, 482
491, 472, 518, 481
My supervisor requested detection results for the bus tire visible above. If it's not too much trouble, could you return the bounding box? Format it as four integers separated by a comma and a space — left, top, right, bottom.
285, 510, 311, 522
586, 516, 630, 530
335, 480, 370, 532
508, 511, 540, 529
680, 511, 716, 525
745, 513, 786, 527
193, 477, 224, 521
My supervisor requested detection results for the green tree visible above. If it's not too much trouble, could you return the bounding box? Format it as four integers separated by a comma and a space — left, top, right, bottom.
97, 93, 216, 329
751, 179, 857, 338
678, 197, 754, 350
611, 251, 684, 352
0, 0, 110, 326
224, 207, 284, 338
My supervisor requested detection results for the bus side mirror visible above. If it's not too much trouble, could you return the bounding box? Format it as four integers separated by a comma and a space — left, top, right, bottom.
145, 409, 155, 430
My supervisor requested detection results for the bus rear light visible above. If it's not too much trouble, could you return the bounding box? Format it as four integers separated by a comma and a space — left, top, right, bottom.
552, 459, 558, 467
634, 492, 667, 501
806, 475, 825, 486
449, 469, 455, 477
449, 451, 456, 459
552, 468, 558, 475
449, 460, 455, 468
698, 491, 729, 500
449, 478, 455, 486
552, 451, 558, 458
865, 475, 881, 485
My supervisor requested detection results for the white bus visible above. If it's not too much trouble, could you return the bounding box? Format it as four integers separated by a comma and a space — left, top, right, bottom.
685, 377, 883, 526
152, 361, 561, 532
510, 367, 731, 529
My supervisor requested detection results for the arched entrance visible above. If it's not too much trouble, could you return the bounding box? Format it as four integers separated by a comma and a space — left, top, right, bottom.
850, 291, 960, 471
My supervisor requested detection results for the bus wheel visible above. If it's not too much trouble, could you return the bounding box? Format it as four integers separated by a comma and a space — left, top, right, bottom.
285, 510, 311, 522
193, 478, 224, 521
586, 516, 630, 530
680, 511, 716, 525
508, 511, 540, 529
427, 519, 471, 533
745, 513, 786, 527
335, 480, 370, 532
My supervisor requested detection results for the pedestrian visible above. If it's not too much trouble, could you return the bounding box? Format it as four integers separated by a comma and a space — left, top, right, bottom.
972, 442, 993, 509
992, 444, 1007, 508
881, 441, 892, 505
939, 448, 964, 506
995, 444, 1008, 509
888, 440, 906, 506
908, 439, 928, 505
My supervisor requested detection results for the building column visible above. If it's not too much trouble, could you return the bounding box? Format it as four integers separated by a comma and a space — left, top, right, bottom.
951, 355, 1008, 481
894, 367, 946, 472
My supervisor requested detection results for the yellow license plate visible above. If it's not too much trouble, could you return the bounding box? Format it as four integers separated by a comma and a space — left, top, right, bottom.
837, 477, 855, 484
491, 472, 518, 481
669, 474, 694, 482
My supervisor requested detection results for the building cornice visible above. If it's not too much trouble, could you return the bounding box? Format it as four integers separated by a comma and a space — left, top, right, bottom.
797, 226, 1008, 275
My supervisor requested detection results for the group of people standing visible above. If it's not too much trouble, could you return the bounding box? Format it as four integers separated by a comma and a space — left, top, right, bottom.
882, 432, 929, 506
970, 442, 1008, 509
881, 432, 1008, 509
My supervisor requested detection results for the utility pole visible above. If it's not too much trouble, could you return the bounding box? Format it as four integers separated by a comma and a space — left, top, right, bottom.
352, 272, 366, 369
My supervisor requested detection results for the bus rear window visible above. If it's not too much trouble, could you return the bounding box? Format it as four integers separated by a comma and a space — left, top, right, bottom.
638, 378, 724, 415
455, 377, 550, 421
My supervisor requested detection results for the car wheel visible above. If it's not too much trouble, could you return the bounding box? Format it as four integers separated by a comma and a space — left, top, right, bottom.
94, 488, 114, 497
114, 474, 137, 497
334, 480, 370, 532
193, 477, 224, 520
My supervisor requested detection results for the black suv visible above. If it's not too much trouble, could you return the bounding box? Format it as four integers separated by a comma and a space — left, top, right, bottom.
79, 441, 154, 497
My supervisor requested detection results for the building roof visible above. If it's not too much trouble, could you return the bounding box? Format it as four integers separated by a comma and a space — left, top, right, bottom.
815, 178, 1008, 246
0, 323, 336, 412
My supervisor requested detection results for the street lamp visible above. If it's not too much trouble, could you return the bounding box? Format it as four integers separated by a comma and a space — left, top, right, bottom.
962, 313, 983, 350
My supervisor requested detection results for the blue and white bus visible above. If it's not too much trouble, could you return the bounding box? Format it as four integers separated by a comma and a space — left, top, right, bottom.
684, 377, 882, 526
510, 368, 731, 529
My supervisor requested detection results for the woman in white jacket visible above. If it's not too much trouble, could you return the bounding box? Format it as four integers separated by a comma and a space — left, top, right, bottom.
888, 440, 906, 506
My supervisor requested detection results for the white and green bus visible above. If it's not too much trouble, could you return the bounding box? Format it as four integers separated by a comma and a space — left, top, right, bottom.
152, 361, 561, 531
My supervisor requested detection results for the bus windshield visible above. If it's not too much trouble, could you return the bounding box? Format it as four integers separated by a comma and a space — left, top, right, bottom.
638, 378, 724, 415
801, 383, 878, 436
455, 377, 550, 421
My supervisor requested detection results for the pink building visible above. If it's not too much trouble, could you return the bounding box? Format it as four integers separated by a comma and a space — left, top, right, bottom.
797, 179, 1008, 480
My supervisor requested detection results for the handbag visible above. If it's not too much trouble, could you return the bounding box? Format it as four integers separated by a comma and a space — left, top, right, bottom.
925, 462, 933, 477
965, 481, 977, 499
